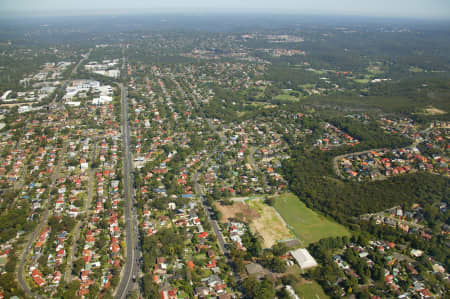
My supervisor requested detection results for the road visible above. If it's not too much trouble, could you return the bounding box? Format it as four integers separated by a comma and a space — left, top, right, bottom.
65, 140, 97, 283
17, 143, 67, 299
184, 93, 229, 255
194, 161, 228, 255
192, 118, 229, 255
71, 49, 92, 75
49, 49, 92, 109
248, 146, 257, 172
114, 52, 140, 299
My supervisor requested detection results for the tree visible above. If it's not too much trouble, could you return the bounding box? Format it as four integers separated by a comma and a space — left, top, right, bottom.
242, 276, 260, 298
271, 257, 287, 273
242, 277, 276, 299
72, 258, 85, 275
62, 280, 81, 299
272, 242, 289, 256
142, 274, 159, 299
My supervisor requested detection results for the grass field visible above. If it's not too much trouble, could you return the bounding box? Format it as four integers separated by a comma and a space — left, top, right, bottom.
409, 66, 424, 73
273, 193, 350, 246
305, 68, 328, 75
294, 279, 329, 299
275, 93, 301, 101
422, 106, 447, 115
367, 65, 384, 74
354, 78, 370, 84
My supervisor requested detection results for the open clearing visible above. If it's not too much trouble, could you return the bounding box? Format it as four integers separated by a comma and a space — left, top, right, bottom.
216, 201, 259, 223
284, 266, 329, 298
409, 66, 424, 73
246, 198, 295, 248
216, 198, 294, 248
272, 193, 350, 246
294, 278, 329, 299
275, 93, 301, 101
423, 106, 447, 115
354, 78, 370, 84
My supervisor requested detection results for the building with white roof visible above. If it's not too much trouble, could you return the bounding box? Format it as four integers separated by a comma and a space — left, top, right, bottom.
92, 95, 113, 105
290, 248, 318, 270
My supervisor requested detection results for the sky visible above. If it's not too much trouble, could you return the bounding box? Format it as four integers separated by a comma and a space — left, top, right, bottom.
1, 0, 450, 20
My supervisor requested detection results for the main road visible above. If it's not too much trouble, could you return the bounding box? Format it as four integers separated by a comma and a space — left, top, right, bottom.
115, 53, 141, 299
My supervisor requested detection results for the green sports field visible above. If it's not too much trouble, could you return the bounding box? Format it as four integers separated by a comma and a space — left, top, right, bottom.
294, 279, 329, 299
273, 193, 350, 246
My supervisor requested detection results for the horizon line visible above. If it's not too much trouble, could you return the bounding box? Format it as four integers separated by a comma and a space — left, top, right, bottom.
1, 9, 449, 22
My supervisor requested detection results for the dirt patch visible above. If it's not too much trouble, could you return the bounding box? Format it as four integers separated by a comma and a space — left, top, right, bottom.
247, 199, 294, 248
216, 199, 295, 248
423, 107, 447, 115
215, 202, 259, 223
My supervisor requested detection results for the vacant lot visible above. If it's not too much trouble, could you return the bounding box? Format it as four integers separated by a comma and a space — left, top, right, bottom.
216, 198, 294, 248
273, 193, 350, 246
423, 106, 447, 115
247, 199, 294, 248
215, 201, 259, 223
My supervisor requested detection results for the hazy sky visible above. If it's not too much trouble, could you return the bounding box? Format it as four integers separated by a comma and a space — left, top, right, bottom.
2, 0, 450, 19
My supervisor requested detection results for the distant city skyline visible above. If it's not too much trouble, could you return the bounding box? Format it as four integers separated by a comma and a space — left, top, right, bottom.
1, 0, 450, 20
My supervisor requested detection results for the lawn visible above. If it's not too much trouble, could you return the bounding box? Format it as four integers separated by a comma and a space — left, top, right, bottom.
367, 65, 384, 74
354, 78, 370, 84
275, 93, 300, 101
409, 66, 424, 73
272, 193, 350, 246
294, 279, 329, 299
305, 68, 328, 75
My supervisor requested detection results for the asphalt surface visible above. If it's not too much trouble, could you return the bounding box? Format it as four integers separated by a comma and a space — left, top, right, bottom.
194, 165, 228, 255
114, 54, 140, 299
72, 49, 92, 75
193, 118, 229, 255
